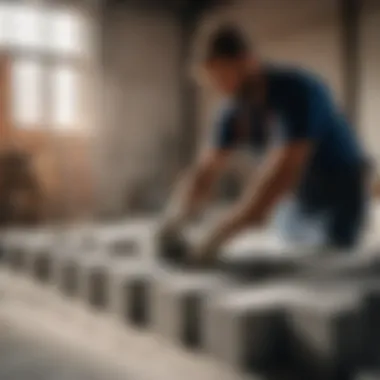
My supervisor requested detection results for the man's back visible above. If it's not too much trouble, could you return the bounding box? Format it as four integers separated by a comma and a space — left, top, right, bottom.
213, 65, 365, 175
266, 66, 364, 173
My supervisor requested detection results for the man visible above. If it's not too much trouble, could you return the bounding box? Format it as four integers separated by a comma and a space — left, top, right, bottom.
158, 25, 369, 265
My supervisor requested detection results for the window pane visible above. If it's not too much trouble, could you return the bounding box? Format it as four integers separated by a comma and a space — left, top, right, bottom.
51, 67, 79, 129
11, 61, 43, 127
0, 4, 12, 47
8, 5, 43, 49
46, 10, 84, 56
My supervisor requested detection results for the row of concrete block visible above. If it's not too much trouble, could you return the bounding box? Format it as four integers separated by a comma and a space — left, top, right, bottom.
1, 228, 380, 380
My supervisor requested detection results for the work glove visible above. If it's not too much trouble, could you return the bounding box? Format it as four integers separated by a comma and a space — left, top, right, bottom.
156, 218, 189, 265
188, 234, 221, 269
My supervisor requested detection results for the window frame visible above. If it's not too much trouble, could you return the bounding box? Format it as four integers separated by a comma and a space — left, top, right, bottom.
0, 1, 90, 133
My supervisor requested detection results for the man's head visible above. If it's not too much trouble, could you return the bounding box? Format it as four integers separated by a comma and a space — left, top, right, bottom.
200, 25, 256, 95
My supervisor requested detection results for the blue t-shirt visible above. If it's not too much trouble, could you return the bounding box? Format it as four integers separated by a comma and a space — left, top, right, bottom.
212, 65, 364, 175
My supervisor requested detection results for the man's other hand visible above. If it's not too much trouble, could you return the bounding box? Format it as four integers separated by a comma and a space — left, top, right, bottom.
156, 220, 189, 265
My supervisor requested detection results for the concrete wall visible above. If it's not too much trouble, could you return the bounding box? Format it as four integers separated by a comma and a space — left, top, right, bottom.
360, 0, 380, 175
96, 7, 181, 216
94, 0, 380, 216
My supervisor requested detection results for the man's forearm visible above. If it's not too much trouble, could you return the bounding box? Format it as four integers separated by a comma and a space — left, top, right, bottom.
206, 143, 311, 248
163, 165, 217, 226
204, 169, 281, 246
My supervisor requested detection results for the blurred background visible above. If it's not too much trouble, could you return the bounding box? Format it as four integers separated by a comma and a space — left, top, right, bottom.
0, 0, 379, 225
1, 2, 380, 379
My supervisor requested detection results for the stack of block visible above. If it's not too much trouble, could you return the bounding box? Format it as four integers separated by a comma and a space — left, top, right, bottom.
0, 223, 379, 380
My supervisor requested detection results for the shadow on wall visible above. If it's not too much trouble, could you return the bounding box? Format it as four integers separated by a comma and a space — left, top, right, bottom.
100, 128, 180, 217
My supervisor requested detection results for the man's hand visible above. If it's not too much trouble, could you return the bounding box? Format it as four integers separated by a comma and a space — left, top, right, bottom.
189, 230, 224, 268
190, 142, 313, 260
157, 148, 232, 265
156, 217, 183, 249
156, 217, 190, 265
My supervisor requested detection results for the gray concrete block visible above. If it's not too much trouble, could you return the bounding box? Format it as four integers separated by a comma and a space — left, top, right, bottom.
55, 251, 86, 297
7, 245, 27, 271
2, 232, 53, 275
151, 271, 227, 348
351, 280, 380, 370
299, 253, 380, 280
357, 373, 380, 380
3, 233, 31, 271
287, 287, 365, 376
25, 236, 57, 283
79, 255, 112, 311
218, 252, 302, 283
30, 247, 52, 282
107, 238, 140, 259
108, 261, 158, 327
204, 282, 302, 373
51, 230, 103, 296
97, 225, 149, 260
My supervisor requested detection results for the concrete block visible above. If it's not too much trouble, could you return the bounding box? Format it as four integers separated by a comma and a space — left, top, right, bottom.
108, 260, 159, 327
106, 237, 140, 259
80, 255, 111, 311
151, 270, 227, 348
25, 235, 56, 283
204, 282, 301, 373
3, 232, 31, 271
287, 286, 365, 377
352, 280, 380, 370
51, 230, 103, 296
97, 224, 150, 260
357, 373, 380, 380
55, 251, 86, 297
299, 253, 380, 280
218, 251, 301, 283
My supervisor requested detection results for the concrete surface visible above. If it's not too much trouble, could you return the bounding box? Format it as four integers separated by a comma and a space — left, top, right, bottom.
0, 269, 258, 380
0, 288, 139, 380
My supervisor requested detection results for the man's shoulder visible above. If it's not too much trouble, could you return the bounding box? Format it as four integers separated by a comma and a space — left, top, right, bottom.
267, 64, 326, 90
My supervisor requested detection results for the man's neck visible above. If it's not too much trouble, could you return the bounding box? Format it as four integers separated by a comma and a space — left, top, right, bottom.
237, 66, 267, 106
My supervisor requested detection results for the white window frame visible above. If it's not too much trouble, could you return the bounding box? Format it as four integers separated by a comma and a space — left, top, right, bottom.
0, 0, 90, 133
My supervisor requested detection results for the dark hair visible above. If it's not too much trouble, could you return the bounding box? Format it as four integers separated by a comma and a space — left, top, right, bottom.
204, 25, 250, 61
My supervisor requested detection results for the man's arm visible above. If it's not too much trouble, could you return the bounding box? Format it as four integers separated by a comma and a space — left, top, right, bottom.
163, 102, 239, 229
162, 148, 232, 229
199, 141, 312, 254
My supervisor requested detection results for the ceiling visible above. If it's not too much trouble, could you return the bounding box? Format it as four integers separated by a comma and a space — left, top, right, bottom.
102, 0, 227, 13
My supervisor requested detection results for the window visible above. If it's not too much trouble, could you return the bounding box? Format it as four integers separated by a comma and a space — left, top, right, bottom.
0, 4, 11, 47
46, 10, 84, 56
8, 5, 44, 50
50, 66, 80, 129
11, 60, 43, 127
0, 3, 88, 132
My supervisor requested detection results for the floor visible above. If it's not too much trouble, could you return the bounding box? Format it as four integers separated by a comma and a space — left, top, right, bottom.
0, 293, 135, 380
1, 202, 379, 380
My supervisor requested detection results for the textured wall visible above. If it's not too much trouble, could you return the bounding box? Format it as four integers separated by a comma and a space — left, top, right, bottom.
359, 1, 380, 176
94, 0, 380, 216
96, 7, 181, 216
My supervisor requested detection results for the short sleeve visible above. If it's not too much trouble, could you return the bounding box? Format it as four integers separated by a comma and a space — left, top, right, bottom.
277, 76, 325, 143
210, 104, 239, 150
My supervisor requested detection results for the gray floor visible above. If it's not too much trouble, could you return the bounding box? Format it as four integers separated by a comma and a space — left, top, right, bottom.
0, 299, 132, 380
0, 328, 132, 380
